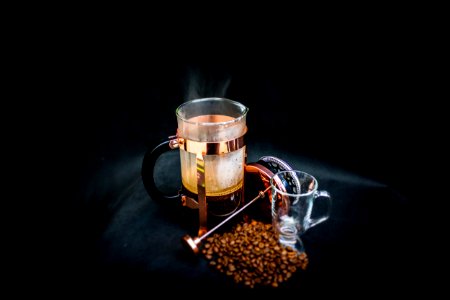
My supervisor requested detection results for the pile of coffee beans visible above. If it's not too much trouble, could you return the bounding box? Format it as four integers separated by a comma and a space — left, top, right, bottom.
201, 220, 308, 288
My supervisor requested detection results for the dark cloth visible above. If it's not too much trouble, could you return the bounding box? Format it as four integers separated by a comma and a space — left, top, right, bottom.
57, 141, 415, 294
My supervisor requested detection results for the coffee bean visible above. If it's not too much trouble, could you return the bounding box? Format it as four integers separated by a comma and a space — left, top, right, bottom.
202, 219, 309, 288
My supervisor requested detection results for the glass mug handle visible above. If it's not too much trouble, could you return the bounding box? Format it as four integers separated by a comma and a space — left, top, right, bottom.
141, 136, 181, 205
308, 190, 332, 229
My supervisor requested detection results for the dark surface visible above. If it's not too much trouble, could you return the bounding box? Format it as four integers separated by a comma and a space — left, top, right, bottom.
52, 60, 420, 294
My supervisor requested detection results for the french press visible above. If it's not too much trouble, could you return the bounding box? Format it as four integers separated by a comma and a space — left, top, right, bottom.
141, 98, 297, 245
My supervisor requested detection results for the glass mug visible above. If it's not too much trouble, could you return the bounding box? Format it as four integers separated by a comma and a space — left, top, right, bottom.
271, 170, 332, 252
143, 97, 248, 236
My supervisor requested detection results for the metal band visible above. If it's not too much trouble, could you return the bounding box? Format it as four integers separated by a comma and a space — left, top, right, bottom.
177, 134, 246, 155
196, 154, 207, 237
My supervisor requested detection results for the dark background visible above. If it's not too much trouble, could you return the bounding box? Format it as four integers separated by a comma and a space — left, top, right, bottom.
68, 57, 417, 196
45, 50, 423, 294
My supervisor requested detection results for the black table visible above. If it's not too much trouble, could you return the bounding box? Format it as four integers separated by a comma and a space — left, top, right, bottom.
56, 139, 415, 295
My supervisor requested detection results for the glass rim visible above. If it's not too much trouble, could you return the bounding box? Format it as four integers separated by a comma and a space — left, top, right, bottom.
176, 97, 249, 126
270, 170, 318, 197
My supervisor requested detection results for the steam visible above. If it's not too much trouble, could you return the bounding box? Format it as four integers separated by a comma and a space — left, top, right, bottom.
183, 64, 231, 101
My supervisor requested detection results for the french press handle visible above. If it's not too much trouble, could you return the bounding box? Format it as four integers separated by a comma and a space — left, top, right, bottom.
141, 136, 181, 205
